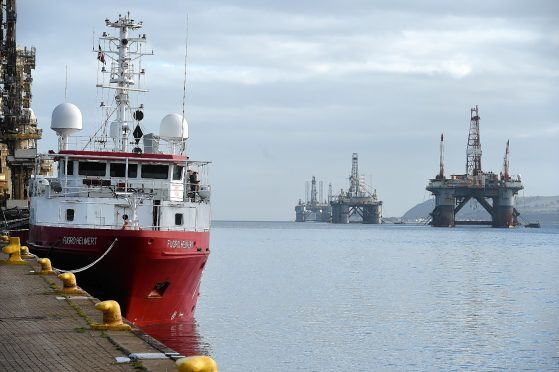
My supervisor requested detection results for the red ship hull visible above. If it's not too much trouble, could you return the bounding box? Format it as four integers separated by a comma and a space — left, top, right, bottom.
28, 225, 209, 326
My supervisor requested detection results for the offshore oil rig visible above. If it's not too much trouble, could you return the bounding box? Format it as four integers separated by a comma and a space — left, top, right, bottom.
330, 153, 382, 224
0, 0, 43, 201
426, 105, 523, 227
0, 0, 49, 230
295, 176, 332, 222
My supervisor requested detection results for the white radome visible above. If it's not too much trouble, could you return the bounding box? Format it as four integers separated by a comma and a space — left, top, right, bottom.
159, 113, 188, 139
51, 103, 83, 136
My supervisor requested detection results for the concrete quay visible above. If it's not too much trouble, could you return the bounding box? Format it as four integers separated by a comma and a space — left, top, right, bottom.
0, 252, 178, 371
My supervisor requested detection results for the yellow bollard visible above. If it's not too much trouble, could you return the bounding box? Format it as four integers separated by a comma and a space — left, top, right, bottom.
57, 272, 86, 295
20, 246, 34, 259
91, 300, 131, 331
1, 237, 24, 264
0, 234, 9, 244
36, 258, 56, 275
176, 356, 218, 372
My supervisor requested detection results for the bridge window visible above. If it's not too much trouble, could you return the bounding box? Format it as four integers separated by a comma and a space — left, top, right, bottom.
141, 164, 169, 179
175, 213, 183, 226
128, 164, 138, 178
78, 161, 106, 177
110, 163, 125, 177
110, 163, 138, 178
61, 160, 74, 175
172, 165, 184, 180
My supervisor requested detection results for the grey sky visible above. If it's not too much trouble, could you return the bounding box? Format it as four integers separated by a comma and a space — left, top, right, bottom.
18, 0, 559, 220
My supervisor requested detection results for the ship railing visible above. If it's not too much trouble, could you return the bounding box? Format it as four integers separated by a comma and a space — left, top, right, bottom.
59, 134, 188, 155
38, 177, 211, 203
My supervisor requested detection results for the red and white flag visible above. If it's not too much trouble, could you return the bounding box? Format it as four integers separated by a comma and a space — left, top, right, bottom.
97, 45, 106, 64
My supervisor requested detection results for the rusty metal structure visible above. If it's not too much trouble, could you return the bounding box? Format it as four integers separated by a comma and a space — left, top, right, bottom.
0, 0, 42, 207
426, 106, 523, 227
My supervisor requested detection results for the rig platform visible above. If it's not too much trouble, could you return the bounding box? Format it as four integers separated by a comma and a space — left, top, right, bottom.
295, 176, 331, 222
330, 153, 382, 224
426, 105, 523, 228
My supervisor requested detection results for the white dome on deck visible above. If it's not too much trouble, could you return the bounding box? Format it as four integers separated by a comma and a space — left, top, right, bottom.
51, 103, 83, 136
159, 113, 188, 139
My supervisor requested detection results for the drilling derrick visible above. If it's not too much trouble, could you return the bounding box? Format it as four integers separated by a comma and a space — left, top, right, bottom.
295, 175, 332, 222
349, 152, 360, 197
426, 106, 523, 228
330, 153, 382, 224
0, 0, 42, 206
310, 176, 318, 205
466, 105, 482, 175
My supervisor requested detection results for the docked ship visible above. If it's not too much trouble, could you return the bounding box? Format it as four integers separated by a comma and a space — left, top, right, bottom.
27, 13, 211, 326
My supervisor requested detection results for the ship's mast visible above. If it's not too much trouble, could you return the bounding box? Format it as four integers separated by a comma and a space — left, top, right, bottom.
466, 105, 482, 175
97, 13, 150, 152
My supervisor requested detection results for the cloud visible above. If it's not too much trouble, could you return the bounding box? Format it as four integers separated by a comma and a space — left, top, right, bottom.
17, 0, 559, 219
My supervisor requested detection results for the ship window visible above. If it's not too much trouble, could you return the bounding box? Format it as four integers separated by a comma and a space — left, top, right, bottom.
128, 164, 138, 178
110, 163, 125, 177
172, 165, 184, 180
66, 209, 74, 221
141, 164, 169, 179
78, 161, 106, 177
65, 160, 74, 175
175, 213, 183, 226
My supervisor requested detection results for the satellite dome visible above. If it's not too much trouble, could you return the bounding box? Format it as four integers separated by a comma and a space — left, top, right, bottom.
159, 113, 188, 139
51, 103, 83, 136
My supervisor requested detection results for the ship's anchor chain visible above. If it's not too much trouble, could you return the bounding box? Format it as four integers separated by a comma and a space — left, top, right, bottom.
55, 238, 119, 274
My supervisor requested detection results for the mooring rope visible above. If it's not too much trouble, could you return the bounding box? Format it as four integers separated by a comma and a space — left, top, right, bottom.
55, 238, 118, 274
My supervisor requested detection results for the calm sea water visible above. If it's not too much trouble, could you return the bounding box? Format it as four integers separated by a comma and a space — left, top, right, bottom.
144, 222, 559, 371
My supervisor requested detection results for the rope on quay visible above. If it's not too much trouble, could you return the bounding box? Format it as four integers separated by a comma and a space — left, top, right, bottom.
55, 238, 118, 273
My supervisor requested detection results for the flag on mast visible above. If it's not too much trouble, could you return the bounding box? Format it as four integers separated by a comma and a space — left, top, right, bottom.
97, 45, 106, 64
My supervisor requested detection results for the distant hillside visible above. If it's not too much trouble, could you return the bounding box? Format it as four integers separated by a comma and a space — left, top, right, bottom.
402, 195, 559, 225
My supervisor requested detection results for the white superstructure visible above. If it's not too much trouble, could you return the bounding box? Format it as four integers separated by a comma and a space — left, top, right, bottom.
30, 12, 210, 234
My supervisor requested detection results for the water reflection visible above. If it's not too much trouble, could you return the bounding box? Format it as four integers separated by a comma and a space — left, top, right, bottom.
141, 319, 213, 357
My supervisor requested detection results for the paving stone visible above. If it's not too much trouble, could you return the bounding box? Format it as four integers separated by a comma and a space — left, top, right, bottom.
0, 253, 176, 371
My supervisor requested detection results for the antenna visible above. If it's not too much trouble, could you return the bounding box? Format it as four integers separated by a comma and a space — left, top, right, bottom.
64, 65, 68, 102
180, 12, 189, 154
